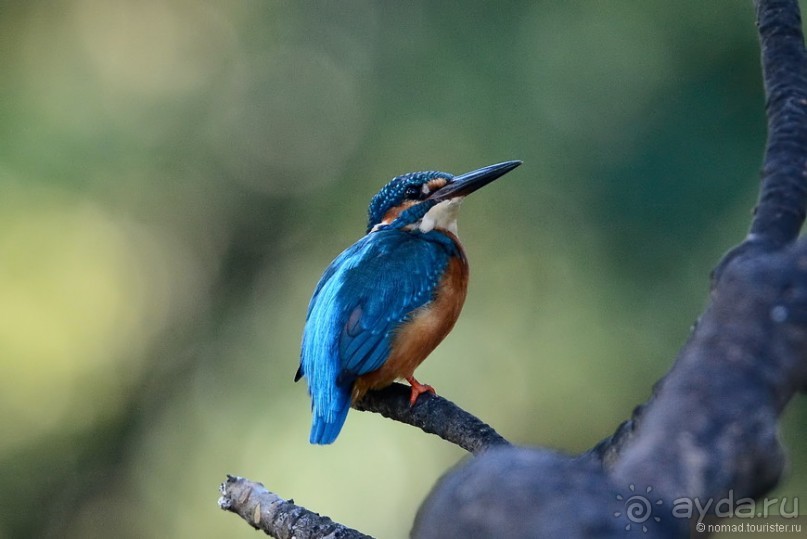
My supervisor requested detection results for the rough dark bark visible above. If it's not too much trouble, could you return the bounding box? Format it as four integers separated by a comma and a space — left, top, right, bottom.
750, 0, 807, 247
714, 0, 807, 281
221, 1, 807, 537
353, 382, 510, 455
415, 243, 807, 538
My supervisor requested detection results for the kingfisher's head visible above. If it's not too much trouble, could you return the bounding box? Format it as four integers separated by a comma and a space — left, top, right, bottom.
366, 160, 522, 235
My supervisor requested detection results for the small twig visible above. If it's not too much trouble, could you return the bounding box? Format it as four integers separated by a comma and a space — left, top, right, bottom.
353, 382, 511, 455
219, 475, 373, 539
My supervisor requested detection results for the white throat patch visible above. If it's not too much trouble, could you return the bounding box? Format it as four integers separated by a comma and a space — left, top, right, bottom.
419, 198, 463, 235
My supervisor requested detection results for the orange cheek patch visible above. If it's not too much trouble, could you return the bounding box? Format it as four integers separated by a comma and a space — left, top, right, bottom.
381, 200, 417, 225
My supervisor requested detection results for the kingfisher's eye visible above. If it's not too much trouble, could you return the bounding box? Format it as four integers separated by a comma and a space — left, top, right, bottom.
405, 185, 424, 200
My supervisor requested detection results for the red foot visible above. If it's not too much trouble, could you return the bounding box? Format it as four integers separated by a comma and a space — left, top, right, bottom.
406, 376, 436, 406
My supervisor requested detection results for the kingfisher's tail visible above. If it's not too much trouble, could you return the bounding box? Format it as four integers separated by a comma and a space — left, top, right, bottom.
310, 392, 351, 444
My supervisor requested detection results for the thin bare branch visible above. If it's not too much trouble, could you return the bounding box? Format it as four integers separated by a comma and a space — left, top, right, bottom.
219, 475, 373, 539
353, 382, 510, 455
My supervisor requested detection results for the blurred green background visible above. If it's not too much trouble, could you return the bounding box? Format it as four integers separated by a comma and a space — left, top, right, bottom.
1, 1, 805, 537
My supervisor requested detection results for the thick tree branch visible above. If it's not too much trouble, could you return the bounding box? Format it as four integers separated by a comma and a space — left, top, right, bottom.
415, 1, 807, 537
715, 0, 807, 282
751, 0, 807, 246
415, 240, 807, 538
603, 0, 807, 471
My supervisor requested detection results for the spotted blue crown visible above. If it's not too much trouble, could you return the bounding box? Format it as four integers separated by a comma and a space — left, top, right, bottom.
366, 171, 454, 233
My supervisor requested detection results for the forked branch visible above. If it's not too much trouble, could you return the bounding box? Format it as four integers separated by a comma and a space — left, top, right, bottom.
221, 2, 807, 537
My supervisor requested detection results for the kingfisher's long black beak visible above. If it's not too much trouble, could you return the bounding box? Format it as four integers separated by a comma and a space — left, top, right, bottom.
429, 160, 522, 202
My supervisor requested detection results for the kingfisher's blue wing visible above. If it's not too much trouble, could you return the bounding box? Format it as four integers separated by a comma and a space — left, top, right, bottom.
299, 228, 457, 444
336, 233, 453, 377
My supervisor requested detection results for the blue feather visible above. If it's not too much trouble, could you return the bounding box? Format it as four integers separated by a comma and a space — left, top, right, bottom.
299, 227, 460, 444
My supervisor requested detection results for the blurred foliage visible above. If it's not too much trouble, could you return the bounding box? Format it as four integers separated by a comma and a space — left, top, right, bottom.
0, 1, 804, 538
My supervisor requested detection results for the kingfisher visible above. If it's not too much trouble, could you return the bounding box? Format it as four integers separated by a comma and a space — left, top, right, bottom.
295, 160, 522, 444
